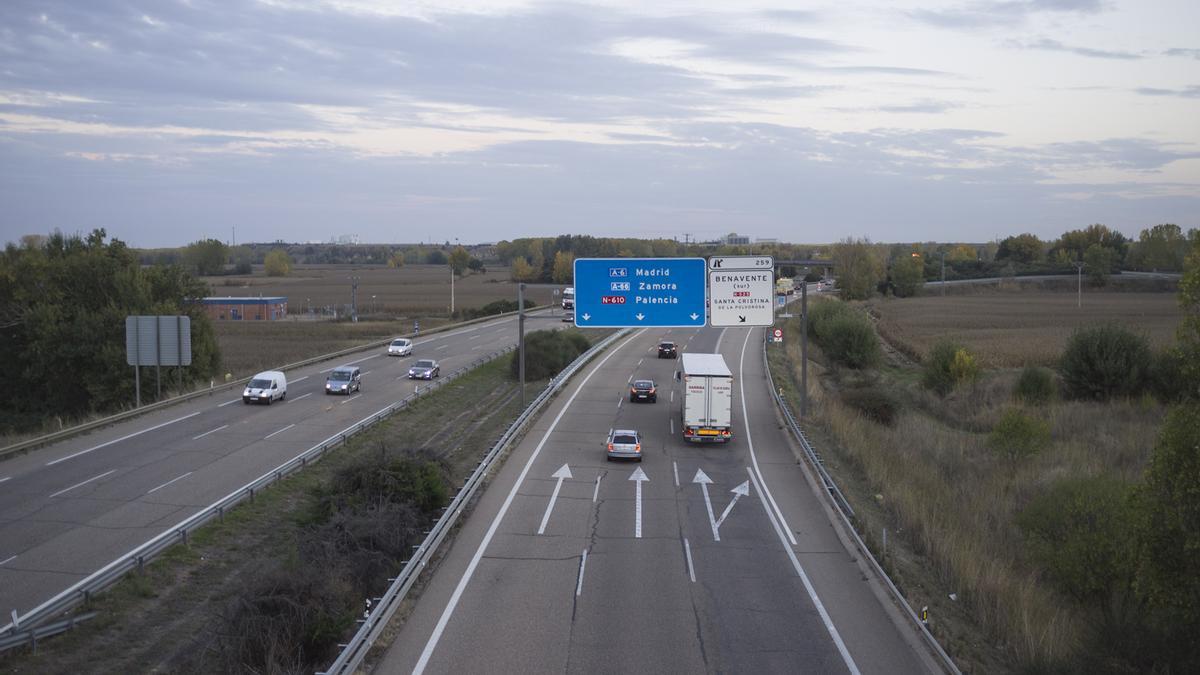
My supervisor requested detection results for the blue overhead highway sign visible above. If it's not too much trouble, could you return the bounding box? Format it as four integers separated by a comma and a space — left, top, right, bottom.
573, 258, 706, 327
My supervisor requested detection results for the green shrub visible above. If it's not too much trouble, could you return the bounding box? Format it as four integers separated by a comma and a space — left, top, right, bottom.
1017, 475, 1135, 612
823, 314, 880, 369
512, 329, 590, 380
1014, 365, 1056, 404
807, 299, 853, 341
987, 408, 1050, 461
922, 340, 979, 396
1059, 323, 1151, 400
1148, 348, 1188, 403
840, 386, 898, 425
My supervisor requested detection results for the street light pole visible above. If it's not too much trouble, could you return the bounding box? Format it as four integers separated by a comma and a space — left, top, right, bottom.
940, 251, 946, 296
518, 282, 526, 406
1073, 261, 1085, 308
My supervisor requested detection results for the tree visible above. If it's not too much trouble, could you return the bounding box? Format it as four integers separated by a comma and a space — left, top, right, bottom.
1178, 239, 1200, 399
183, 238, 228, 276
510, 257, 534, 282
264, 249, 292, 277
551, 251, 575, 284
831, 238, 883, 301
468, 258, 484, 273
448, 246, 471, 277
1131, 224, 1190, 272
890, 253, 925, 297
995, 233, 1043, 264
946, 244, 977, 262
1084, 243, 1114, 285
1052, 224, 1129, 266
426, 249, 447, 265
387, 252, 405, 268
0, 229, 219, 431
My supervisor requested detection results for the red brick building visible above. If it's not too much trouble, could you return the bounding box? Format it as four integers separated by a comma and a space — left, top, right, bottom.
201, 296, 288, 321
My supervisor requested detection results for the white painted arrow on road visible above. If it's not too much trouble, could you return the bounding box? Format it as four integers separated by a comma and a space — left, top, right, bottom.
693, 470, 750, 541
715, 480, 751, 530
537, 464, 573, 535
630, 466, 649, 538
693, 469, 720, 541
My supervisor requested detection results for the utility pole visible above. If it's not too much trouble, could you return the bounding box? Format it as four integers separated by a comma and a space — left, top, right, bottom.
940, 251, 946, 296
801, 280, 808, 418
518, 283, 526, 406
349, 275, 360, 322
1073, 261, 1085, 308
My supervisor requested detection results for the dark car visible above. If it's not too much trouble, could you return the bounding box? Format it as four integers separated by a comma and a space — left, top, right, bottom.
657, 341, 677, 358
407, 359, 440, 380
629, 379, 657, 403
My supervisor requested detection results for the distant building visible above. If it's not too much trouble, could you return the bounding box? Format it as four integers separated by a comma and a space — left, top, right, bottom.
722, 232, 751, 245
201, 296, 288, 321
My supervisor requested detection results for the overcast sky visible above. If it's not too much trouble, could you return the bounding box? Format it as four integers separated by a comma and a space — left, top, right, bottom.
1, 0, 1197, 248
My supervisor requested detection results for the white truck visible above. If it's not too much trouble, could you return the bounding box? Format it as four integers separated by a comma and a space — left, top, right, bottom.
561, 286, 575, 310
680, 353, 733, 443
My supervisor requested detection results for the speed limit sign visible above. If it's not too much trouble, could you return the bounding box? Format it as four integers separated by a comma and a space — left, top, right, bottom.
772, 328, 784, 343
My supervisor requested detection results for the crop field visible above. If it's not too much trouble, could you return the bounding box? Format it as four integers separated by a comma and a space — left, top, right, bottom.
870, 289, 1182, 367
206, 264, 565, 378
203, 264, 559, 316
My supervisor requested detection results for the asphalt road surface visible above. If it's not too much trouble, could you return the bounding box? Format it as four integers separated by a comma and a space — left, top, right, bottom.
0, 309, 566, 624
378, 324, 937, 674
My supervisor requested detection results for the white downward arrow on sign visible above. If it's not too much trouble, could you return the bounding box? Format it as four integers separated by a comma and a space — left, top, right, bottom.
630, 466, 649, 538
537, 464, 572, 535
582, 313, 591, 321
690, 313, 699, 320
635, 313, 645, 321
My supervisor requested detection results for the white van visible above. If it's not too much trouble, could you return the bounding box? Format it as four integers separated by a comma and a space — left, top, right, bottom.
243, 370, 287, 405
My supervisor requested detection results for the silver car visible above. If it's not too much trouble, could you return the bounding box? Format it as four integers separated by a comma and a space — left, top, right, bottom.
606, 429, 642, 462
325, 365, 361, 395
408, 359, 440, 380
387, 338, 413, 357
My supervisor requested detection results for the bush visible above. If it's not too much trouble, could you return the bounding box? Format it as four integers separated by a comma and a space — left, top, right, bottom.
1059, 324, 1151, 400
807, 300, 879, 369
1014, 366, 1056, 404
922, 340, 979, 396
840, 386, 898, 426
464, 298, 538, 319
987, 408, 1050, 461
807, 299, 853, 341
1148, 348, 1188, 403
1017, 475, 1136, 612
512, 329, 590, 380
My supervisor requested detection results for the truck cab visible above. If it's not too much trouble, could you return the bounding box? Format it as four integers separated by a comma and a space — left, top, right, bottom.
562, 287, 575, 310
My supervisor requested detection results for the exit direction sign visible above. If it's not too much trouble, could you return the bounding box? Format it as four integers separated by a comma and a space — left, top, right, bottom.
708, 256, 775, 327
574, 258, 706, 327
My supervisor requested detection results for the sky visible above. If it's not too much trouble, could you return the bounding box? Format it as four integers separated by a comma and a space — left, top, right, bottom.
1, 0, 1197, 248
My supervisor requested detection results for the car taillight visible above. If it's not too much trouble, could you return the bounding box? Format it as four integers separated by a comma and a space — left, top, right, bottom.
635, 444, 641, 453
684, 428, 693, 436
607, 443, 613, 451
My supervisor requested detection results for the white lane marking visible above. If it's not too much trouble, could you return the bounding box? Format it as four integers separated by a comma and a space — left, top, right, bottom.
219, 398, 241, 407
147, 472, 193, 495
0, 555, 15, 566
747, 468, 860, 674
264, 423, 296, 440
537, 464, 573, 536
593, 475, 602, 503
575, 549, 589, 596
472, 345, 482, 350
291, 375, 309, 383
739, 330, 798, 546
413, 330, 645, 673
47, 412, 202, 466
192, 425, 228, 441
637, 358, 644, 367
670, 418, 674, 436
715, 327, 728, 353
694, 469, 720, 542
684, 538, 696, 583
49, 469, 117, 498
670, 390, 674, 403
362, 370, 373, 376
617, 398, 623, 410
291, 392, 312, 402
468, 335, 480, 340
673, 461, 680, 487
436, 344, 449, 350
339, 394, 362, 405
0, 477, 10, 484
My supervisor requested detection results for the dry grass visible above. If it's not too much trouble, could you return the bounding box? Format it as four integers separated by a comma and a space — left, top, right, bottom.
870, 288, 1181, 367
202, 263, 560, 316
776, 294, 1168, 671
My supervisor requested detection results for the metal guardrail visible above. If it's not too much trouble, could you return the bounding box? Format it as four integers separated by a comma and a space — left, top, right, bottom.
0, 612, 97, 653
0, 308, 547, 461
762, 337, 961, 675
0, 345, 519, 642
319, 328, 630, 675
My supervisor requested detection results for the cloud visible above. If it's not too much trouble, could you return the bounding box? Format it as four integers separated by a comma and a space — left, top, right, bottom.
907, 0, 1107, 29
1135, 86, 1200, 99
1008, 38, 1141, 59
1164, 48, 1200, 60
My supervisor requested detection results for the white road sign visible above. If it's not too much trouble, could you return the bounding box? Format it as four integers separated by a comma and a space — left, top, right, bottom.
708, 265, 775, 327
708, 255, 773, 271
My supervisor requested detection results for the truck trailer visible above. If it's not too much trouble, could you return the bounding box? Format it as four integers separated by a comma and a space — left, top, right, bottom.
562, 287, 575, 310
680, 352, 733, 443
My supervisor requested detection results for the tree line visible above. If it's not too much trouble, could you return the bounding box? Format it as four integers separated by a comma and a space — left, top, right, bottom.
0, 230, 220, 433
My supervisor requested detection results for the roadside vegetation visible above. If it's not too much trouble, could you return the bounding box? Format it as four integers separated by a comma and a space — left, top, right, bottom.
770, 257, 1199, 672
0, 326, 602, 673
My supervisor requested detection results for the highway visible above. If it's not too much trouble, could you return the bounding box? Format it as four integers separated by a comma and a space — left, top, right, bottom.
378, 324, 937, 674
0, 309, 565, 623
